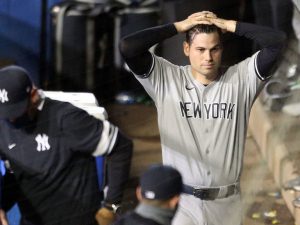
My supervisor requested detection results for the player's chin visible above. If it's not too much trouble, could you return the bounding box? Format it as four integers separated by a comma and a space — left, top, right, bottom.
201, 68, 215, 76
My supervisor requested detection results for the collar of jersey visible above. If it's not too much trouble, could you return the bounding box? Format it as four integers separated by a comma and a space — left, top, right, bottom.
37, 90, 46, 111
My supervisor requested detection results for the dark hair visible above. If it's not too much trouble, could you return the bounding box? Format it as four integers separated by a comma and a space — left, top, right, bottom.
185, 24, 222, 44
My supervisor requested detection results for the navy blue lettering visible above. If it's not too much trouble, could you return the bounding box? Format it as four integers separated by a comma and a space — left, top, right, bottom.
179, 102, 235, 120
212, 103, 219, 118
180, 102, 192, 118
204, 104, 211, 119
180, 102, 185, 117
193, 103, 201, 118
227, 103, 235, 119
220, 103, 227, 118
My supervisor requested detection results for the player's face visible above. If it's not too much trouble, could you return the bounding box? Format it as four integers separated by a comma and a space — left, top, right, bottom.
183, 31, 223, 83
8, 89, 37, 127
7, 100, 31, 128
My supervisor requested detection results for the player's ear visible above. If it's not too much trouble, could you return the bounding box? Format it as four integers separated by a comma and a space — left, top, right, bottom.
168, 194, 180, 210
30, 87, 40, 106
183, 41, 190, 57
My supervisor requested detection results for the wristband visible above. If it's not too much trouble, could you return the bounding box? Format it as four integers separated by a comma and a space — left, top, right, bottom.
102, 201, 122, 214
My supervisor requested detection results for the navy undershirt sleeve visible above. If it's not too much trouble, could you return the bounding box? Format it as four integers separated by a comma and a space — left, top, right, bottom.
119, 23, 177, 76
105, 130, 133, 203
235, 22, 286, 80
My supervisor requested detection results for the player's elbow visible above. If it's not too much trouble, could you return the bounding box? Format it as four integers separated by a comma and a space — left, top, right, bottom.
119, 37, 131, 58
278, 30, 287, 44
272, 31, 287, 52
119, 35, 140, 59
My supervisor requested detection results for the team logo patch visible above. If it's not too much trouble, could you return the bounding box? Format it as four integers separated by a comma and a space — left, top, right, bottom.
0, 89, 9, 103
35, 134, 51, 151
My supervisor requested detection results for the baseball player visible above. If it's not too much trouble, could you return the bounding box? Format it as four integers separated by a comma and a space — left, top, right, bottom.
119, 11, 286, 225
0, 66, 133, 225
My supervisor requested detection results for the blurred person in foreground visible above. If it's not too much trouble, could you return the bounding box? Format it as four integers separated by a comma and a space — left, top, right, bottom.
113, 164, 182, 225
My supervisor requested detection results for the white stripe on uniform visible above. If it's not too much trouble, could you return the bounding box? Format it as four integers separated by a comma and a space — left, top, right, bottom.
254, 51, 271, 81
92, 120, 119, 156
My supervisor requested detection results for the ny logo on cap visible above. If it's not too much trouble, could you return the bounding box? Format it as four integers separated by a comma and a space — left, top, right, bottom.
35, 134, 51, 151
0, 89, 9, 103
145, 191, 155, 199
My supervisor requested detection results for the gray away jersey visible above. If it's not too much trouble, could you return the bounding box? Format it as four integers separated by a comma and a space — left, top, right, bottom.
135, 52, 264, 188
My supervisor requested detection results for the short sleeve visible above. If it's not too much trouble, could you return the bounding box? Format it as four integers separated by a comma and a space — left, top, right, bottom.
237, 51, 265, 102
133, 54, 180, 103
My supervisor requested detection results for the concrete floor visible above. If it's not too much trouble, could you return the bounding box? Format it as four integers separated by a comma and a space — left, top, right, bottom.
106, 103, 294, 224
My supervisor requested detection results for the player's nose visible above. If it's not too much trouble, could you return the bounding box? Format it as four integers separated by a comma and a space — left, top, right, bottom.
204, 50, 213, 61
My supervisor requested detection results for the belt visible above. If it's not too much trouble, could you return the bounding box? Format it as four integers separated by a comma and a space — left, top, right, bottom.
183, 183, 240, 200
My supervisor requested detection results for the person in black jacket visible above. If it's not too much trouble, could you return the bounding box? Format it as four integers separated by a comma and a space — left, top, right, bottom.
0, 65, 133, 225
113, 164, 183, 225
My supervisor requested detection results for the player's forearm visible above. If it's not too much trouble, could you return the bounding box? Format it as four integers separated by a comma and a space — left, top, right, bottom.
235, 22, 286, 78
210, 18, 237, 33
119, 23, 177, 75
104, 131, 133, 204
120, 23, 177, 59
235, 22, 286, 48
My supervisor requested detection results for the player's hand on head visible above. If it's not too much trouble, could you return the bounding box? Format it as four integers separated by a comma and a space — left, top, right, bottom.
174, 11, 216, 33
210, 17, 237, 33
189, 11, 217, 20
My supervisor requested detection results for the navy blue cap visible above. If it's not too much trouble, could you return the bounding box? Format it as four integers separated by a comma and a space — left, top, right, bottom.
140, 164, 183, 200
0, 66, 32, 119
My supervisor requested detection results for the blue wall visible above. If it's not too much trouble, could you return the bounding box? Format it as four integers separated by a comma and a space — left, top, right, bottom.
0, 0, 61, 86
